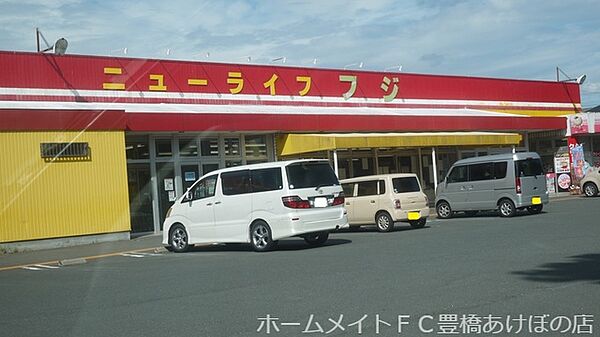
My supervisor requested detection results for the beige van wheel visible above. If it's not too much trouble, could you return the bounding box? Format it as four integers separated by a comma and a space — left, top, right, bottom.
375, 212, 394, 232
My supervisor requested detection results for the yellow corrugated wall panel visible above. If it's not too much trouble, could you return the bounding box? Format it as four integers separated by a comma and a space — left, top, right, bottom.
0, 131, 131, 243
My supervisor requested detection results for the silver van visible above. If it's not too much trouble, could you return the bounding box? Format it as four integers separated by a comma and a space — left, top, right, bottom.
435, 152, 548, 218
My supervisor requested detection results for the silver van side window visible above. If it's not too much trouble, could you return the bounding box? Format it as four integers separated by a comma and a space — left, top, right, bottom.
515, 158, 544, 177
469, 163, 494, 181
448, 165, 468, 183
494, 162, 508, 179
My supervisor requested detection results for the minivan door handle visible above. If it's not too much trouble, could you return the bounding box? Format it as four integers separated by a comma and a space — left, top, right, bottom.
214, 201, 222, 205
370, 200, 376, 204
206, 203, 213, 206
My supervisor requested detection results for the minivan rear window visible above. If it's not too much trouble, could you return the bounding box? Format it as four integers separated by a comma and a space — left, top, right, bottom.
515, 158, 544, 177
392, 177, 420, 193
286, 162, 339, 189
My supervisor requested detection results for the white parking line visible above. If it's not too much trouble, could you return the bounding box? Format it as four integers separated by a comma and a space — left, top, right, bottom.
21, 266, 43, 271
120, 253, 146, 258
34, 264, 60, 269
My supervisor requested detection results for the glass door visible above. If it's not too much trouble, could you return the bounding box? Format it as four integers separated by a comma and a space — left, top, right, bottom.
127, 164, 154, 233
157, 162, 176, 229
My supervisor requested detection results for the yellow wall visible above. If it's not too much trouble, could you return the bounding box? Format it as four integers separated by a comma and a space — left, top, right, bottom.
0, 131, 131, 243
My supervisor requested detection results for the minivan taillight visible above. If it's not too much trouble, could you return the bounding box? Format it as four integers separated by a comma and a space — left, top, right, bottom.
332, 192, 345, 206
282, 196, 311, 209
516, 176, 522, 194
394, 199, 402, 209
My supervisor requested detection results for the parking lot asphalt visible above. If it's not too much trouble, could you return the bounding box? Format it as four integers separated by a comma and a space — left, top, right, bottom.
0, 196, 598, 337
0, 192, 583, 271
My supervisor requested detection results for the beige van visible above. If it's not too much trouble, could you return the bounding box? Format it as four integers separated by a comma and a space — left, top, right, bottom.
340, 174, 429, 232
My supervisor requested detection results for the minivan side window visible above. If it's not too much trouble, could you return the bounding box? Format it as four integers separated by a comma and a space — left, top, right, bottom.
392, 177, 420, 193
447, 165, 468, 183
515, 158, 544, 177
221, 170, 251, 195
185, 175, 217, 202
357, 180, 378, 197
286, 162, 339, 189
342, 183, 355, 196
494, 162, 508, 179
469, 163, 494, 181
378, 180, 386, 195
250, 168, 283, 193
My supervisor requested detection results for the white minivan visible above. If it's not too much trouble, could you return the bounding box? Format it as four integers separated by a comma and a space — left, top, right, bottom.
341, 173, 429, 232
162, 159, 348, 252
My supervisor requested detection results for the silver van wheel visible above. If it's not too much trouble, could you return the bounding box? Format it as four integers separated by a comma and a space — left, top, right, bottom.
436, 201, 452, 219
499, 199, 516, 217
584, 183, 598, 197
169, 224, 190, 253
376, 212, 393, 232
250, 221, 274, 252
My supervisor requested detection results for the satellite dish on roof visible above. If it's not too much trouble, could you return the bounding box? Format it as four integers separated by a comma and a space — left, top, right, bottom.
54, 38, 68, 55
576, 74, 586, 85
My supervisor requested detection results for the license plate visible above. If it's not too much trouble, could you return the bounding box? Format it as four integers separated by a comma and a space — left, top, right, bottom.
407, 211, 421, 220
313, 197, 328, 208
531, 197, 541, 205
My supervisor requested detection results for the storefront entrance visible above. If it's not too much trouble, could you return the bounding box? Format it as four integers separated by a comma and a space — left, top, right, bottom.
125, 133, 275, 233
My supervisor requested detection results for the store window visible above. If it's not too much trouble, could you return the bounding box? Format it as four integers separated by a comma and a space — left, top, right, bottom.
179, 138, 198, 157
224, 137, 240, 156
245, 135, 268, 159
155, 139, 173, 157
126, 137, 150, 160
200, 138, 219, 156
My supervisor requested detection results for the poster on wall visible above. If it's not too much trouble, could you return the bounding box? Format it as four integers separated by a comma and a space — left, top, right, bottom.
554, 156, 570, 174
184, 171, 196, 182
546, 173, 556, 194
168, 190, 176, 202
556, 173, 571, 192
163, 178, 174, 191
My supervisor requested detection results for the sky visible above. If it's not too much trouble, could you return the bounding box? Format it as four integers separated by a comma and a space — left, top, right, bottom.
1, 0, 599, 108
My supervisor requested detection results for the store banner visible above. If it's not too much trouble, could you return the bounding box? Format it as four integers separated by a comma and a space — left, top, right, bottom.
568, 113, 598, 135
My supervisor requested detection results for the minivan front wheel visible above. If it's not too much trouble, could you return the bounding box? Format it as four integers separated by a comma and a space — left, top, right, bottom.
169, 224, 190, 253
375, 212, 394, 232
436, 201, 452, 219
498, 199, 516, 217
583, 182, 598, 197
304, 231, 329, 246
250, 221, 275, 252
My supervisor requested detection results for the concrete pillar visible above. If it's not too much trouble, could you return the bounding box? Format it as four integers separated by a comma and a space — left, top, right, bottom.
432, 147, 438, 191
333, 150, 339, 178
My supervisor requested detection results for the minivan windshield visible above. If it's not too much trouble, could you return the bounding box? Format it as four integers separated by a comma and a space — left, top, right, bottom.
286, 162, 339, 189
515, 158, 544, 177
392, 177, 420, 193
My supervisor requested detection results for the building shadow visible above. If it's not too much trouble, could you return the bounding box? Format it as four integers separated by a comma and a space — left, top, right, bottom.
187, 238, 352, 253
512, 254, 600, 284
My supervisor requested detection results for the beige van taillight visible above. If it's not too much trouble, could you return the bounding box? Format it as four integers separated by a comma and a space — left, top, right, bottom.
394, 199, 402, 209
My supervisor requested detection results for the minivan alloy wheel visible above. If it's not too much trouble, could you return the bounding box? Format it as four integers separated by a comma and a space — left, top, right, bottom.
499, 199, 516, 217
169, 224, 190, 253
250, 221, 274, 252
376, 212, 393, 232
436, 201, 452, 219
584, 182, 598, 197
